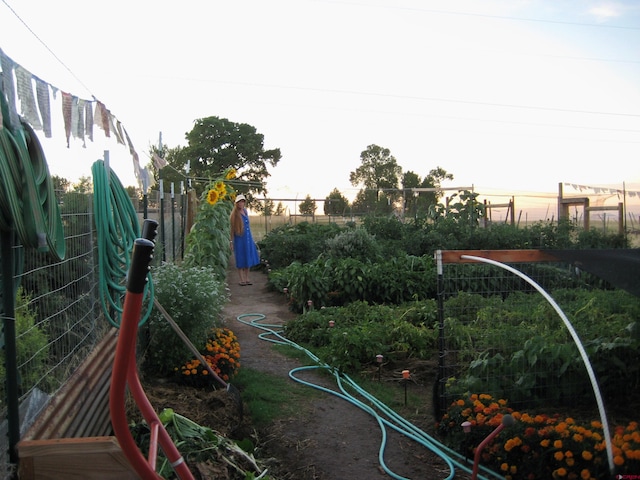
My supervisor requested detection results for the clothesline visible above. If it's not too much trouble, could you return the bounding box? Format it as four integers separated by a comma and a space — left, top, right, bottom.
564, 182, 639, 199
0, 47, 146, 187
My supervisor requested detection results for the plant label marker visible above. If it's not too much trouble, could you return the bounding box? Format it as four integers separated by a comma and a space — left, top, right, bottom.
376, 355, 383, 382
402, 370, 410, 405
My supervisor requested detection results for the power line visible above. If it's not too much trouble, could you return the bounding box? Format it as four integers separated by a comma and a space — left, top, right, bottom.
1, 0, 95, 97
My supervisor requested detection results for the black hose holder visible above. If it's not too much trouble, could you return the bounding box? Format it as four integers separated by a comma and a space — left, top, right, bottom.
127, 238, 155, 294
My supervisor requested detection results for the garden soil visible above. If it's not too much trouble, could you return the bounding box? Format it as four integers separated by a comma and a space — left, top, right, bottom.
140, 267, 473, 480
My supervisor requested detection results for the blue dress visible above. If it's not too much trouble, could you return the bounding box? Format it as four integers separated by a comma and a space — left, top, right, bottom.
233, 213, 260, 268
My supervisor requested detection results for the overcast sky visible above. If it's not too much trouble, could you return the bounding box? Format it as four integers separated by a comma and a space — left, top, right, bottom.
1, 0, 639, 214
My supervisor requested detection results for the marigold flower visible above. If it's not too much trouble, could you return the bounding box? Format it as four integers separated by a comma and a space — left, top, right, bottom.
581, 450, 592, 461
554, 467, 567, 477
580, 469, 590, 479
554, 440, 563, 449
613, 455, 624, 466
554, 451, 565, 461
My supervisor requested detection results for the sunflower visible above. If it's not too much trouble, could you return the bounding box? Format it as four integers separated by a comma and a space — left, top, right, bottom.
214, 181, 227, 199
206, 189, 220, 205
225, 168, 237, 180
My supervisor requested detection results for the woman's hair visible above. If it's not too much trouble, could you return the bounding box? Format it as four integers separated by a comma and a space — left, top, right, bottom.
230, 204, 245, 236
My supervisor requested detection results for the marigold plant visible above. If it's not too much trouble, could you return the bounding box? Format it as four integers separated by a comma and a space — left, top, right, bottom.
437, 393, 640, 479
176, 327, 241, 387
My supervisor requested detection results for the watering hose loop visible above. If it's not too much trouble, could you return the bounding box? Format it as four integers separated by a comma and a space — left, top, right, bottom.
92, 159, 153, 327
0, 93, 65, 260
236, 313, 502, 480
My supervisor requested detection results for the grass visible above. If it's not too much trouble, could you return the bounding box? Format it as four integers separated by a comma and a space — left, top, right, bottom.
233, 367, 319, 427
236, 340, 433, 431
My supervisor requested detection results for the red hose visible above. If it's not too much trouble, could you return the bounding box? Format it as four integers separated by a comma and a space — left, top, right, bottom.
109, 238, 194, 480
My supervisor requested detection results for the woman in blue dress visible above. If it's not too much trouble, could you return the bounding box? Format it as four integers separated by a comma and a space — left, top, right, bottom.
230, 194, 260, 285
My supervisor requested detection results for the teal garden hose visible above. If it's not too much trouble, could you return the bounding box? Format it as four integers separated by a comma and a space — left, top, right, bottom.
236, 313, 503, 480
92, 159, 153, 327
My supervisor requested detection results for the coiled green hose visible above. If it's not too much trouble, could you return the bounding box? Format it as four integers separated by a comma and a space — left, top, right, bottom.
91, 159, 153, 327
236, 312, 504, 480
0, 93, 65, 260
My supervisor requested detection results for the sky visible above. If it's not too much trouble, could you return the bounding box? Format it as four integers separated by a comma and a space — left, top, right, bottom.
1, 0, 639, 218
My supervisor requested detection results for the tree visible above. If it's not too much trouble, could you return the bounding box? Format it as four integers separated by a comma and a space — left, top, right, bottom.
402, 167, 454, 217
298, 195, 317, 215
349, 145, 402, 191
349, 145, 402, 214
263, 198, 275, 216
274, 202, 286, 216
324, 188, 349, 215
155, 117, 281, 198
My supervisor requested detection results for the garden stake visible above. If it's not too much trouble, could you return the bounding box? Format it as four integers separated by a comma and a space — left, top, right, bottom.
376, 355, 383, 382
471, 414, 515, 480
402, 370, 410, 406
461, 421, 472, 463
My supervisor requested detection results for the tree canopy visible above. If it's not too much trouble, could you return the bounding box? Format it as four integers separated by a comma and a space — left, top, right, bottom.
153, 116, 281, 199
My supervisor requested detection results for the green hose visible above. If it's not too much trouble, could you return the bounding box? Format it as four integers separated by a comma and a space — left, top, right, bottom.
0, 93, 65, 260
236, 312, 504, 480
91, 159, 153, 327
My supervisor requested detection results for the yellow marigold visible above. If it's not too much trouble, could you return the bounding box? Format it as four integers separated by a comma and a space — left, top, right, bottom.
207, 189, 219, 205
581, 450, 593, 461
521, 413, 534, 423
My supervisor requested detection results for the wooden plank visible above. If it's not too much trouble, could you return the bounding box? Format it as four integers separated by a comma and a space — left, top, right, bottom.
438, 249, 560, 264
17, 437, 139, 480
22, 329, 118, 441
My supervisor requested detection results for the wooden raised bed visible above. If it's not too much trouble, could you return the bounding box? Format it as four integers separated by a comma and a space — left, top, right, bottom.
17, 328, 139, 479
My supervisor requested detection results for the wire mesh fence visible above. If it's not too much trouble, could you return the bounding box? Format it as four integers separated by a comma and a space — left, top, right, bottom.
0, 189, 188, 479
433, 250, 638, 424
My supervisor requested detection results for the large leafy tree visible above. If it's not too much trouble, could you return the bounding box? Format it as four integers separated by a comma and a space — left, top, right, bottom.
153, 117, 281, 198
349, 145, 402, 213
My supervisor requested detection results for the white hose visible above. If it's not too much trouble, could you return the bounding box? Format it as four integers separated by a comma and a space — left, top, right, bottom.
460, 254, 615, 475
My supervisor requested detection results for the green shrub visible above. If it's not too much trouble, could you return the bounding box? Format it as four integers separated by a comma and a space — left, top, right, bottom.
258, 222, 343, 269
284, 301, 438, 371
142, 263, 228, 376
325, 227, 382, 263
0, 287, 49, 403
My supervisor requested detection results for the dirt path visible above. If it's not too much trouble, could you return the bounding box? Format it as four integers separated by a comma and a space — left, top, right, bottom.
221, 268, 472, 480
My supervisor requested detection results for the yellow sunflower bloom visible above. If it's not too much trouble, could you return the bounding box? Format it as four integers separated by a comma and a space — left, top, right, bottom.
225, 168, 237, 180
207, 189, 219, 205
